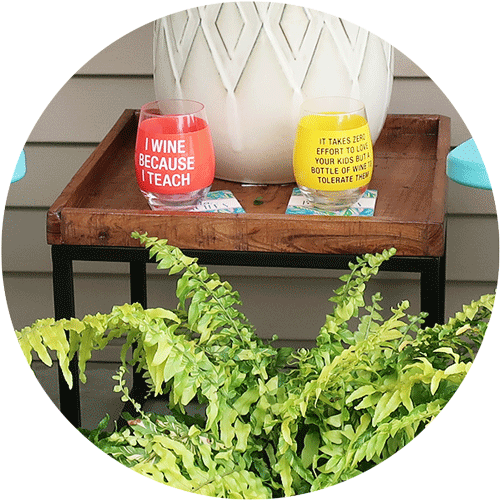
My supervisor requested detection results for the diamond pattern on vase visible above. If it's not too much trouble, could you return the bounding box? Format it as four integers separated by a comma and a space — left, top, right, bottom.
201, 3, 261, 92
256, 3, 323, 92
323, 16, 370, 98
214, 2, 244, 60
155, 10, 200, 86
338, 17, 361, 47
170, 9, 190, 49
278, 4, 310, 58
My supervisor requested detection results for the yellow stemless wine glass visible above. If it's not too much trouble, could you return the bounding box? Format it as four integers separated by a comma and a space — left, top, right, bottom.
293, 96, 374, 210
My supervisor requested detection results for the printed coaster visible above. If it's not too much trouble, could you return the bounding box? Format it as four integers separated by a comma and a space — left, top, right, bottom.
286, 187, 377, 216
193, 190, 246, 213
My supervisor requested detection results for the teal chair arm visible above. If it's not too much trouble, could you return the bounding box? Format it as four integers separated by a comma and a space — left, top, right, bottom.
446, 138, 490, 190
12, 150, 27, 183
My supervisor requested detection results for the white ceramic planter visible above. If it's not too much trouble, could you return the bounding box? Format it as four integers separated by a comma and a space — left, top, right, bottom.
154, 3, 394, 184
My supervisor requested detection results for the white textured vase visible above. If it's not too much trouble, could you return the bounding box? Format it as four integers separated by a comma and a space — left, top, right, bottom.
154, 3, 394, 184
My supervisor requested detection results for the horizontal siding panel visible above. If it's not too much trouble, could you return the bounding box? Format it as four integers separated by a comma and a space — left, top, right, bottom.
446, 180, 496, 215
387, 78, 469, 146
445, 215, 499, 282
2, 208, 130, 274
394, 49, 427, 77
2, 209, 52, 273
6, 145, 96, 207
3, 208, 497, 283
27, 77, 466, 145
28, 360, 130, 430
77, 23, 153, 75
27, 77, 155, 143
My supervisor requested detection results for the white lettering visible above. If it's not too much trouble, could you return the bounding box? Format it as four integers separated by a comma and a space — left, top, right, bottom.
139, 154, 195, 172
149, 138, 187, 154
145, 172, 191, 188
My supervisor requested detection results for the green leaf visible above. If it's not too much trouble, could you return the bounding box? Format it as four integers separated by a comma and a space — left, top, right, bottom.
346, 385, 377, 404
233, 386, 260, 415
301, 429, 320, 468
373, 391, 402, 425
430, 371, 444, 395
234, 418, 251, 452
325, 414, 343, 427
147, 308, 181, 323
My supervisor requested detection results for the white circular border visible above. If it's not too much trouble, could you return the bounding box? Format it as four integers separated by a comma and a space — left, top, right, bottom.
2, 1, 498, 498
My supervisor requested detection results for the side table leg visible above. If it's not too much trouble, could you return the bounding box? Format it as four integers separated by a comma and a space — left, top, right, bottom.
420, 256, 446, 328
52, 245, 81, 428
130, 260, 147, 308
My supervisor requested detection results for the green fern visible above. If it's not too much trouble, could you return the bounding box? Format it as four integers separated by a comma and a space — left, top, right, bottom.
16, 233, 494, 497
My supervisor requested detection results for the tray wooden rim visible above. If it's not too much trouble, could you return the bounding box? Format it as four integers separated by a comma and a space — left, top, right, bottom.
47, 111, 450, 257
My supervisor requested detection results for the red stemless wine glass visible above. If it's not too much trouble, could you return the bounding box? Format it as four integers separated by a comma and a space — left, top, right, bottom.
135, 99, 215, 210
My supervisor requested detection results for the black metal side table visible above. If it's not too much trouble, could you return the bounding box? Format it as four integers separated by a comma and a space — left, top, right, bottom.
48, 112, 450, 428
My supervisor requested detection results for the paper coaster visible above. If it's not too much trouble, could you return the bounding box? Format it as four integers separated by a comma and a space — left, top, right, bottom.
192, 190, 246, 213
286, 187, 377, 216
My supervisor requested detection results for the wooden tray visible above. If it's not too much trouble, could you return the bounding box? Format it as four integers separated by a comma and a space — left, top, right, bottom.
47, 111, 450, 257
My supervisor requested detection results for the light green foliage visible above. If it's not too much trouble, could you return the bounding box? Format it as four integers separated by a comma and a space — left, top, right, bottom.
17, 232, 494, 497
